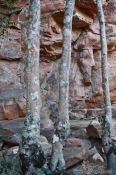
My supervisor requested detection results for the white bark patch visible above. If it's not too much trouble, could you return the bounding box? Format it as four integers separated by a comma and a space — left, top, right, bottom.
29, 124, 38, 130
31, 91, 39, 100
58, 121, 70, 130
53, 134, 59, 143
60, 79, 66, 86
65, 16, 71, 23
64, 27, 70, 33
34, 76, 39, 85
62, 62, 67, 67
35, 106, 39, 111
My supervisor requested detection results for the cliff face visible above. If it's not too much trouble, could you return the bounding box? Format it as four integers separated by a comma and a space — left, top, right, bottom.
0, 0, 116, 120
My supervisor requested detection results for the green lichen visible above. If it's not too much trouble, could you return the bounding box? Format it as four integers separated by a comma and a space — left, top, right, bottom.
51, 56, 58, 61
0, 0, 22, 15
0, 0, 22, 36
1, 0, 18, 10
0, 154, 21, 175
0, 14, 9, 28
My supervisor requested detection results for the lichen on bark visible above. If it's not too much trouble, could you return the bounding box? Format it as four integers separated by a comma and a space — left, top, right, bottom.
19, 0, 47, 174
96, 0, 113, 172
96, 0, 112, 154
50, 0, 75, 173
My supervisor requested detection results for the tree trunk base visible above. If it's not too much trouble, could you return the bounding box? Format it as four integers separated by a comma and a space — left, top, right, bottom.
50, 142, 65, 173
20, 143, 45, 175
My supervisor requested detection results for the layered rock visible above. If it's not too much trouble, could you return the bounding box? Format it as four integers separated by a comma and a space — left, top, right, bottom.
0, 1, 116, 174
0, 1, 115, 120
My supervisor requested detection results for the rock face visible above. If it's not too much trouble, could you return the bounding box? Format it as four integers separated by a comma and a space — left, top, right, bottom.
0, 0, 115, 120
0, 1, 116, 174
86, 120, 102, 138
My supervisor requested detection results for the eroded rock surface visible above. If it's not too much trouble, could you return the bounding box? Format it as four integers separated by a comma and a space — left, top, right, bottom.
0, 1, 116, 174
0, 0, 115, 120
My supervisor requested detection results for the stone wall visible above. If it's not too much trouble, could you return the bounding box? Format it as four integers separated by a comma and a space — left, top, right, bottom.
0, 0, 116, 120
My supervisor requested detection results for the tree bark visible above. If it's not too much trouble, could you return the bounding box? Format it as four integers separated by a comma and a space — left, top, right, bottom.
96, 0, 113, 170
19, 1, 45, 174
58, 0, 75, 141
50, 0, 75, 173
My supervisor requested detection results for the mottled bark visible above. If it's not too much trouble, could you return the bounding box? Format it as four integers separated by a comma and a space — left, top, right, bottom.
19, 0, 45, 174
50, 137, 65, 173
96, 0, 113, 166
50, 0, 75, 173
58, 0, 75, 140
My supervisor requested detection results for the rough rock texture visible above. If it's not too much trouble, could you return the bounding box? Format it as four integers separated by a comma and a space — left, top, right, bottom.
0, 0, 116, 122
0, 0, 115, 121
0, 118, 107, 173
0, 1, 116, 173
86, 120, 102, 138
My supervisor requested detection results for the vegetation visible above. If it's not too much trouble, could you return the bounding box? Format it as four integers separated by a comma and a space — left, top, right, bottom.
0, 0, 114, 174
96, 0, 113, 171
0, 154, 21, 175
50, 0, 75, 173
19, 0, 47, 174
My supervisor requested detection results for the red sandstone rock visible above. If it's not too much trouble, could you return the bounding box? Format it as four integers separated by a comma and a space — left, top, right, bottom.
0, 146, 19, 157
0, 0, 115, 121
86, 120, 102, 138
0, 29, 23, 60
65, 138, 82, 147
63, 135, 99, 168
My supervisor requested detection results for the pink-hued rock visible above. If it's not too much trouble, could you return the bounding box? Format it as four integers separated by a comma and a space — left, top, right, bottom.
65, 138, 82, 147
63, 138, 101, 169
0, 0, 115, 122
86, 120, 102, 138
0, 146, 19, 157
0, 97, 26, 120
0, 29, 23, 60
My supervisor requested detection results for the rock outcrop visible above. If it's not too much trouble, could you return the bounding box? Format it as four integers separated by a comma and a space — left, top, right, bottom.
0, 1, 116, 173
0, 0, 115, 120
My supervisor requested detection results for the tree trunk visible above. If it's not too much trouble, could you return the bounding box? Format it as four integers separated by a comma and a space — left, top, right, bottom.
50, 0, 75, 173
96, 0, 113, 170
19, 0, 45, 174
58, 0, 75, 140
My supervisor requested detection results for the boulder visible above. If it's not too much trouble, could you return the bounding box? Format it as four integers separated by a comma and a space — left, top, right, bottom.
86, 120, 102, 138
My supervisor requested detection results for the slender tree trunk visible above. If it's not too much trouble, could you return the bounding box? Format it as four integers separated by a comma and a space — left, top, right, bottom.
58, 0, 75, 140
19, 1, 45, 174
50, 0, 75, 173
96, 0, 113, 169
